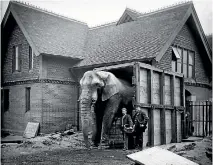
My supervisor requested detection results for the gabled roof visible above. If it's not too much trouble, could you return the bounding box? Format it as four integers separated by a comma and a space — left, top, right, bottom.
74, 1, 212, 68
206, 34, 212, 49
116, 8, 141, 25
75, 2, 193, 67
2, 1, 211, 67
2, 1, 88, 59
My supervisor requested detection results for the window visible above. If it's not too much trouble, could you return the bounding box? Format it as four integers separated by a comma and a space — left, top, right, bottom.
171, 46, 195, 78
2, 89, 9, 112
26, 87, 31, 112
12, 45, 21, 72
29, 46, 33, 70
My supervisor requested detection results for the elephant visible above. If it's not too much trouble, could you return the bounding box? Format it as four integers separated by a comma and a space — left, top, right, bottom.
79, 70, 134, 149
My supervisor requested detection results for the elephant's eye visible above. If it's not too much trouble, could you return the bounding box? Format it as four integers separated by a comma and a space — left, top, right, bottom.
94, 82, 99, 87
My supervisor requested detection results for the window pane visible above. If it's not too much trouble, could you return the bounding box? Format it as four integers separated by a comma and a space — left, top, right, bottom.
177, 48, 182, 59
3, 89, 9, 111
26, 88, 31, 112
177, 62, 182, 73
188, 51, 194, 65
172, 61, 176, 72
183, 64, 187, 77
29, 47, 33, 70
15, 46, 19, 71
188, 65, 193, 78
183, 50, 187, 64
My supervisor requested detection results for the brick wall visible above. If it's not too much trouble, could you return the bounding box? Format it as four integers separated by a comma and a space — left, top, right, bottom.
42, 55, 77, 81
2, 83, 42, 135
39, 55, 80, 133
2, 23, 40, 83
41, 83, 78, 133
156, 23, 210, 84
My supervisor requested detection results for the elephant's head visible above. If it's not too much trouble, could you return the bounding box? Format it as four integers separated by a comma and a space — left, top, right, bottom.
79, 70, 119, 148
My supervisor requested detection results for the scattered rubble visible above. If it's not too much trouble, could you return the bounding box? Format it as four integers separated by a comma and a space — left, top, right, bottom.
1, 132, 212, 165
17, 141, 34, 148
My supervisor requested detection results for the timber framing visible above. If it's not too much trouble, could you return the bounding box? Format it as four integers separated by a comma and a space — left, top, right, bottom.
2, 79, 77, 86
134, 62, 184, 146
185, 82, 212, 89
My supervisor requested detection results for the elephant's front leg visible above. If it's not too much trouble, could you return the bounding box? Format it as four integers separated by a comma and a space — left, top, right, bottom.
100, 95, 121, 147
91, 103, 100, 147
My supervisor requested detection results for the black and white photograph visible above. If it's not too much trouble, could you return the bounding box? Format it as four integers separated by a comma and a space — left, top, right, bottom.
1, 0, 212, 164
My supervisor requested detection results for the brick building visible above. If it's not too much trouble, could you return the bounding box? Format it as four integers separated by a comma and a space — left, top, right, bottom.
1, 1, 212, 134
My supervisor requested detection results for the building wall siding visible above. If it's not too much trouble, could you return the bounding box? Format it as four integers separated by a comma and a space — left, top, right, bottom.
2, 23, 40, 83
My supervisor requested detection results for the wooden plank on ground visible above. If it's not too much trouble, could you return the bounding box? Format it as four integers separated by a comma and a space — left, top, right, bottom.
23, 122, 40, 138
127, 147, 199, 165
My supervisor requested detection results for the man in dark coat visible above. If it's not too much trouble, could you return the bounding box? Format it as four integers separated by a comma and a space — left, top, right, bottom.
121, 107, 133, 150
133, 106, 149, 150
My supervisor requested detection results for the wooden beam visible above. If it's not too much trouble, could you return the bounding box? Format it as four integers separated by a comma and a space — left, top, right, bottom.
160, 72, 166, 145
181, 76, 186, 139
135, 62, 140, 104
171, 75, 177, 143
148, 70, 154, 146
139, 62, 163, 73
148, 106, 154, 147
94, 62, 135, 71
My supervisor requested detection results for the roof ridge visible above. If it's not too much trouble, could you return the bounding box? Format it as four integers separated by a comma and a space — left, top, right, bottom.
126, 7, 142, 15
206, 33, 212, 36
137, 1, 193, 18
89, 1, 193, 30
89, 20, 117, 30
11, 0, 87, 25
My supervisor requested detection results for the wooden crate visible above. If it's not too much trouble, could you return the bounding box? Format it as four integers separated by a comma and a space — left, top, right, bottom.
96, 62, 185, 147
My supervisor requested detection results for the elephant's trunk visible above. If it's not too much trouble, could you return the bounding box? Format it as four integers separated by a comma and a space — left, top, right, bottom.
80, 90, 97, 148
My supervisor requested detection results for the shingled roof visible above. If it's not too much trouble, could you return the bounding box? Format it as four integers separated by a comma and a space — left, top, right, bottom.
75, 2, 192, 67
3, 1, 88, 59
3, 1, 211, 67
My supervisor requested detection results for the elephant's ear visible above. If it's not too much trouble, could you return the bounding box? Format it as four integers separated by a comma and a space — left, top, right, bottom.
95, 71, 119, 101
80, 74, 85, 87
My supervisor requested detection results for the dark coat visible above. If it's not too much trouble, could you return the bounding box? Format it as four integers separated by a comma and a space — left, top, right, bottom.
121, 114, 133, 128
133, 110, 149, 132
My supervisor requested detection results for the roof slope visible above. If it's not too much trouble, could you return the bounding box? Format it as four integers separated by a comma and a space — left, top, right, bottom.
9, 2, 88, 59
206, 34, 212, 49
75, 2, 192, 67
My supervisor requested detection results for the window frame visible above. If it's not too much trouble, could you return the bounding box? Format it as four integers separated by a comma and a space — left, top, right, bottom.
25, 87, 31, 112
2, 89, 10, 112
12, 45, 21, 72
171, 46, 195, 78
29, 46, 34, 71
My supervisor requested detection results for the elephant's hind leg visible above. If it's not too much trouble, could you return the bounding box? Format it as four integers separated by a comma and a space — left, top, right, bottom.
100, 94, 121, 147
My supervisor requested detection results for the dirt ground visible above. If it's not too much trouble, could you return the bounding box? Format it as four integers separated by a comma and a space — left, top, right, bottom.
1, 132, 212, 165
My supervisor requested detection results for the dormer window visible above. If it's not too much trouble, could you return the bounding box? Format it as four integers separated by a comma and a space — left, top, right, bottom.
171, 46, 195, 78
